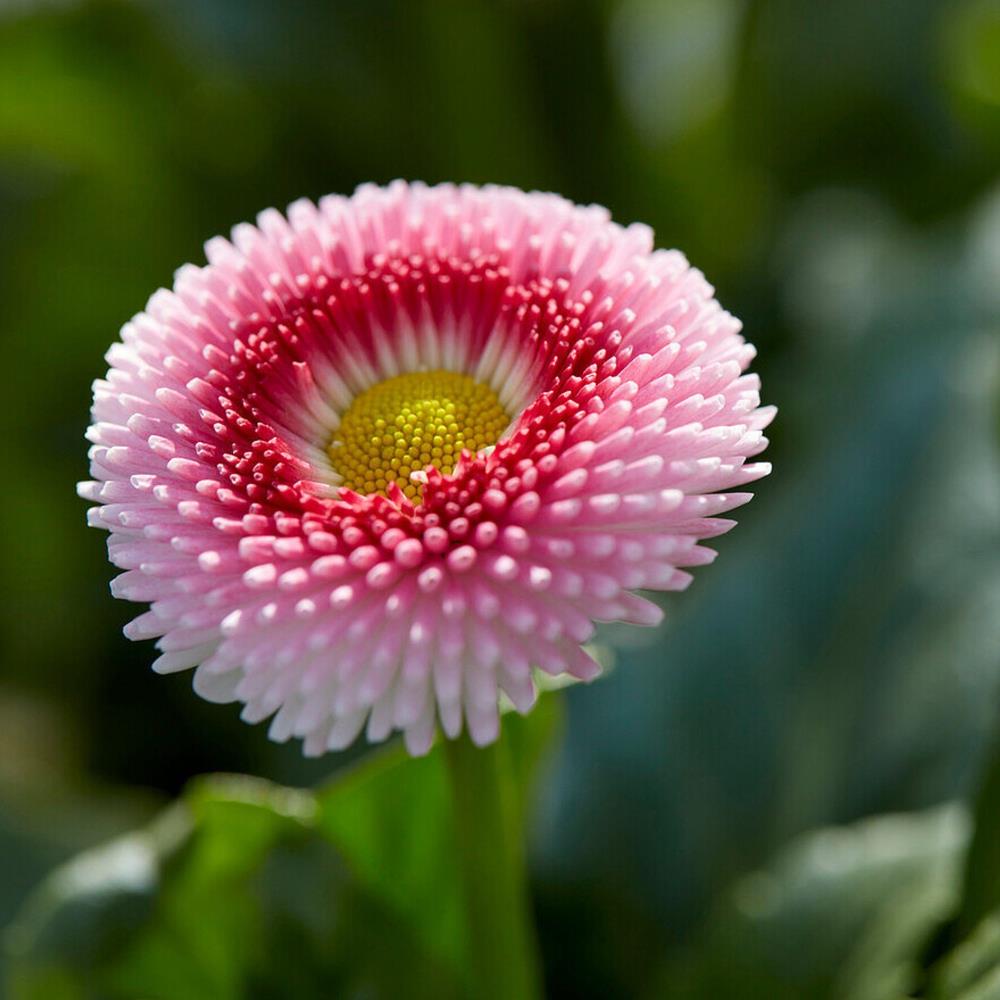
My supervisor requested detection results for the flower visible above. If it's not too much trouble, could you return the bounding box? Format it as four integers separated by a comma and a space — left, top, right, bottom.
80, 181, 774, 756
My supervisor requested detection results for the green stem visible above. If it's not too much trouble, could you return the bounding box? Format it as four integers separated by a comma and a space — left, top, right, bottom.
443, 733, 544, 1000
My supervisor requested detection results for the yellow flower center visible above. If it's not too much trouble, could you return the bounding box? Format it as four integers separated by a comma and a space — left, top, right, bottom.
327, 370, 510, 499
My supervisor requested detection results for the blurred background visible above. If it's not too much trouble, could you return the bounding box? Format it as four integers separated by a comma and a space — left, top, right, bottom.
1, 0, 999, 997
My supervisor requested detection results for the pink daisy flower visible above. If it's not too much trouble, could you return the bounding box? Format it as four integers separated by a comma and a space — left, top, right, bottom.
80, 181, 773, 756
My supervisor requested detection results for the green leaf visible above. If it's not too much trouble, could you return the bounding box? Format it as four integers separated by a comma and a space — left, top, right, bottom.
926, 737, 1000, 999
931, 914, 1000, 999
649, 804, 967, 1000
955, 734, 1000, 940
4, 701, 561, 1000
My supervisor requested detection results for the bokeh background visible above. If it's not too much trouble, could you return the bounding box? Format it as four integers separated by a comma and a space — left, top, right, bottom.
1, 0, 999, 997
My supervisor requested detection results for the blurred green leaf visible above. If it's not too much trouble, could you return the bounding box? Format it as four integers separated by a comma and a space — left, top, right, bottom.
5, 700, 560, 999
924, 731, 1000, 997
955, 736, 1000, 941
650, 804, 967, 1000
931, 913, 1000, 999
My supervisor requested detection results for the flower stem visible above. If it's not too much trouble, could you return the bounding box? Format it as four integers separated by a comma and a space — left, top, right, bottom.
443, 733, 544, 1000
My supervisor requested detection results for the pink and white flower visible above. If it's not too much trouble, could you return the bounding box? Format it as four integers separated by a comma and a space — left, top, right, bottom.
80, 181, 774, 755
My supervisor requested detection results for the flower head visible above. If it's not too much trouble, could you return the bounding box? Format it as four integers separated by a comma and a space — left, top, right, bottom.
80, 181, 774, 755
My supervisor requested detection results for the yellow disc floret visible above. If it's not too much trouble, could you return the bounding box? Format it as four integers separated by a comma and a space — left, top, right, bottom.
328, 370, 510, 499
